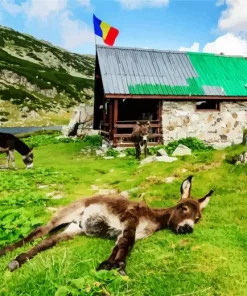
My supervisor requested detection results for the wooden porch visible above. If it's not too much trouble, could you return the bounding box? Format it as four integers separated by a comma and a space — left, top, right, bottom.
99, 99, 163, 147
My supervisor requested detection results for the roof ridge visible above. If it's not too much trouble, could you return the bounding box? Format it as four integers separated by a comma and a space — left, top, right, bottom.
96, 44, 246, 59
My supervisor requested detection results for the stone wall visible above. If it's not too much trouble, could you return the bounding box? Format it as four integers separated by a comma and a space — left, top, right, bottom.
162, 101, 247, 149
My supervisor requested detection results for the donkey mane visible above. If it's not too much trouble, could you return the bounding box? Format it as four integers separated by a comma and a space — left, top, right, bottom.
0, 175, 214, 275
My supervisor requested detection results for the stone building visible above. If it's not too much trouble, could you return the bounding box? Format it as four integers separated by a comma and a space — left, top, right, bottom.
93, 44, 247, 148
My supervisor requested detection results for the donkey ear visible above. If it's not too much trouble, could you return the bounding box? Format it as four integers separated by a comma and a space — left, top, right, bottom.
180, 175, 193, 199
146, 121, 150, 126
198, 190, 214, 210
136, 121, 140, 125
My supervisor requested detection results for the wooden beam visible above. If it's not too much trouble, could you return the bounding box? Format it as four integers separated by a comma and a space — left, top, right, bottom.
100, 130, 110, 136
157, 100, 162, 143
116, 142, 160, 147
113, 99, 118, 146
114, 123, 161, 128
114, 134, 162, 138
109, 100, 113, 141
105, 94, 247, 100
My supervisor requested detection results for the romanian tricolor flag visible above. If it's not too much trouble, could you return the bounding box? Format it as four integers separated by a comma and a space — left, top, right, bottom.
93, 14, 119, 46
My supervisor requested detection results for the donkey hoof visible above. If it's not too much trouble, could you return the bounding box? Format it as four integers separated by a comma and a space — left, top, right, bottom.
96, 260, 112, 271
8, 260, 19, 272
118, 269, 127, 276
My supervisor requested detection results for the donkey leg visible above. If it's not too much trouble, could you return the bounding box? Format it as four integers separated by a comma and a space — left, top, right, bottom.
5, 151, 10, 169
8, 222, 83, 272
0, 223, 55, 257
9, 150, 16, 169
135, 143, 141, 160
97, 226, 136, 276
0, 209, 77, 257
144, 142, 147, 158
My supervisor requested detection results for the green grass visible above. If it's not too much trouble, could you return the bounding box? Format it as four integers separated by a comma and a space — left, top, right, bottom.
0, 137, 247, 296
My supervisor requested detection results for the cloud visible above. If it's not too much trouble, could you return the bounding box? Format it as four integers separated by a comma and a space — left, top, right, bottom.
59, 11, 94, 50
116, 0, 169, 10
0, 0, 94, 51
25, 0, 68, 21
216, 0, 225, 7
76, 0, 91, 7
179, 42, 200, 52
179, 0, 247, 56
218, 0, 247, 33
1, 0, 24, 15
179, 34, 247, 56
203, 33, 247, 55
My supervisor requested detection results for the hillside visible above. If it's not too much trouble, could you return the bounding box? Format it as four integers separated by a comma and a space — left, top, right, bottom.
0, 25, 95, 127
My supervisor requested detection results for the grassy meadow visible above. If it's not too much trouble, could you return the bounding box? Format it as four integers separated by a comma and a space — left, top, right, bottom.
0, 133, 247, 296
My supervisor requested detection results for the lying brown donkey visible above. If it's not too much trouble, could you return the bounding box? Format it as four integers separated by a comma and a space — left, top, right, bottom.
0, 176, 214, 275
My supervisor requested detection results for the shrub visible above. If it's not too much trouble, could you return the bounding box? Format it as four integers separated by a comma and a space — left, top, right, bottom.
225, 144, 246, 164
166, 137, 214, 155
105, 148, 119, 157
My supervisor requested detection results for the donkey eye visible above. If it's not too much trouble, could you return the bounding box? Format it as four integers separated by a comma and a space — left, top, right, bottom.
181, 205, 189, 213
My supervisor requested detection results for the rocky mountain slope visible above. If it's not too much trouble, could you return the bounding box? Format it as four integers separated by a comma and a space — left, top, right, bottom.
0, 25, 95, 127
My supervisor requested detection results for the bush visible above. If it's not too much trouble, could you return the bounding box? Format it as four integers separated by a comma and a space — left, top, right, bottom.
166, 137, 214, 155
225, 144, 246, 164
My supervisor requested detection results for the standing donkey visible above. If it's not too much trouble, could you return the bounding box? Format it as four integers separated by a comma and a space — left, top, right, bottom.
0, 176, 214, 275
0, 132, 34, 169
130, 121, 150, 160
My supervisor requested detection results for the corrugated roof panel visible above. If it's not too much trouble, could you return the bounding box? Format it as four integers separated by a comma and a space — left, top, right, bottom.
96, 45, 247, 96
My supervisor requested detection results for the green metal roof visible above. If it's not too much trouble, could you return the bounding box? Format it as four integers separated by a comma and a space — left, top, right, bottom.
96, 45, 247, 96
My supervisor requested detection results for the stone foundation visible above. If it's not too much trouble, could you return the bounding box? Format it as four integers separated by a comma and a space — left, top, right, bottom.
162, 101, 247, 149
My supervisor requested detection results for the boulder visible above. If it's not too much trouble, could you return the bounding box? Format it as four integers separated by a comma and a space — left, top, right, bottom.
140, 155, 177, 165
140, 155, 157, 165
155, 156, 177, 163
156, 148, 168, 156
96, 150, 104, 156
172, 144, 191, 156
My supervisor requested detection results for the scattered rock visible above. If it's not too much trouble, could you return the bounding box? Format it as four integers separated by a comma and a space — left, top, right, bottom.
104, 156, 114, 160
109, 169, 115, 173
120, 187, 140, 198
38, 185, 49, 189
172, 144, 191, 156
140, 155, 157, 165
118, 153, 126, 158
181, 168, 188, 173
165, 177, 175, 183
96, 149, 104, 156
140, 155, 177, 165
98, 189, 118, 195
47, 207, 57, 213
52, 194, 64, 200
90, 185, 118, 195
46, 192, 55, 197
156, 148, 168, 156
155, 155, 177, 162
101, 144, 108, 153
91, 185, 99, 190
212, 143, 232, 150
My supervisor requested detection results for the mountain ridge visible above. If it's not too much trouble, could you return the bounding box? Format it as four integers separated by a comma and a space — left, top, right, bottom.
0, 25, 96, 127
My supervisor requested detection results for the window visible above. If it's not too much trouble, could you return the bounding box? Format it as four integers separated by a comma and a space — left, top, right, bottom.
196, 100, 220, 111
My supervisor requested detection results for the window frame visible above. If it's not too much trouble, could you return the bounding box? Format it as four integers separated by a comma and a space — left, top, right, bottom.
195, 100, 221, 112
